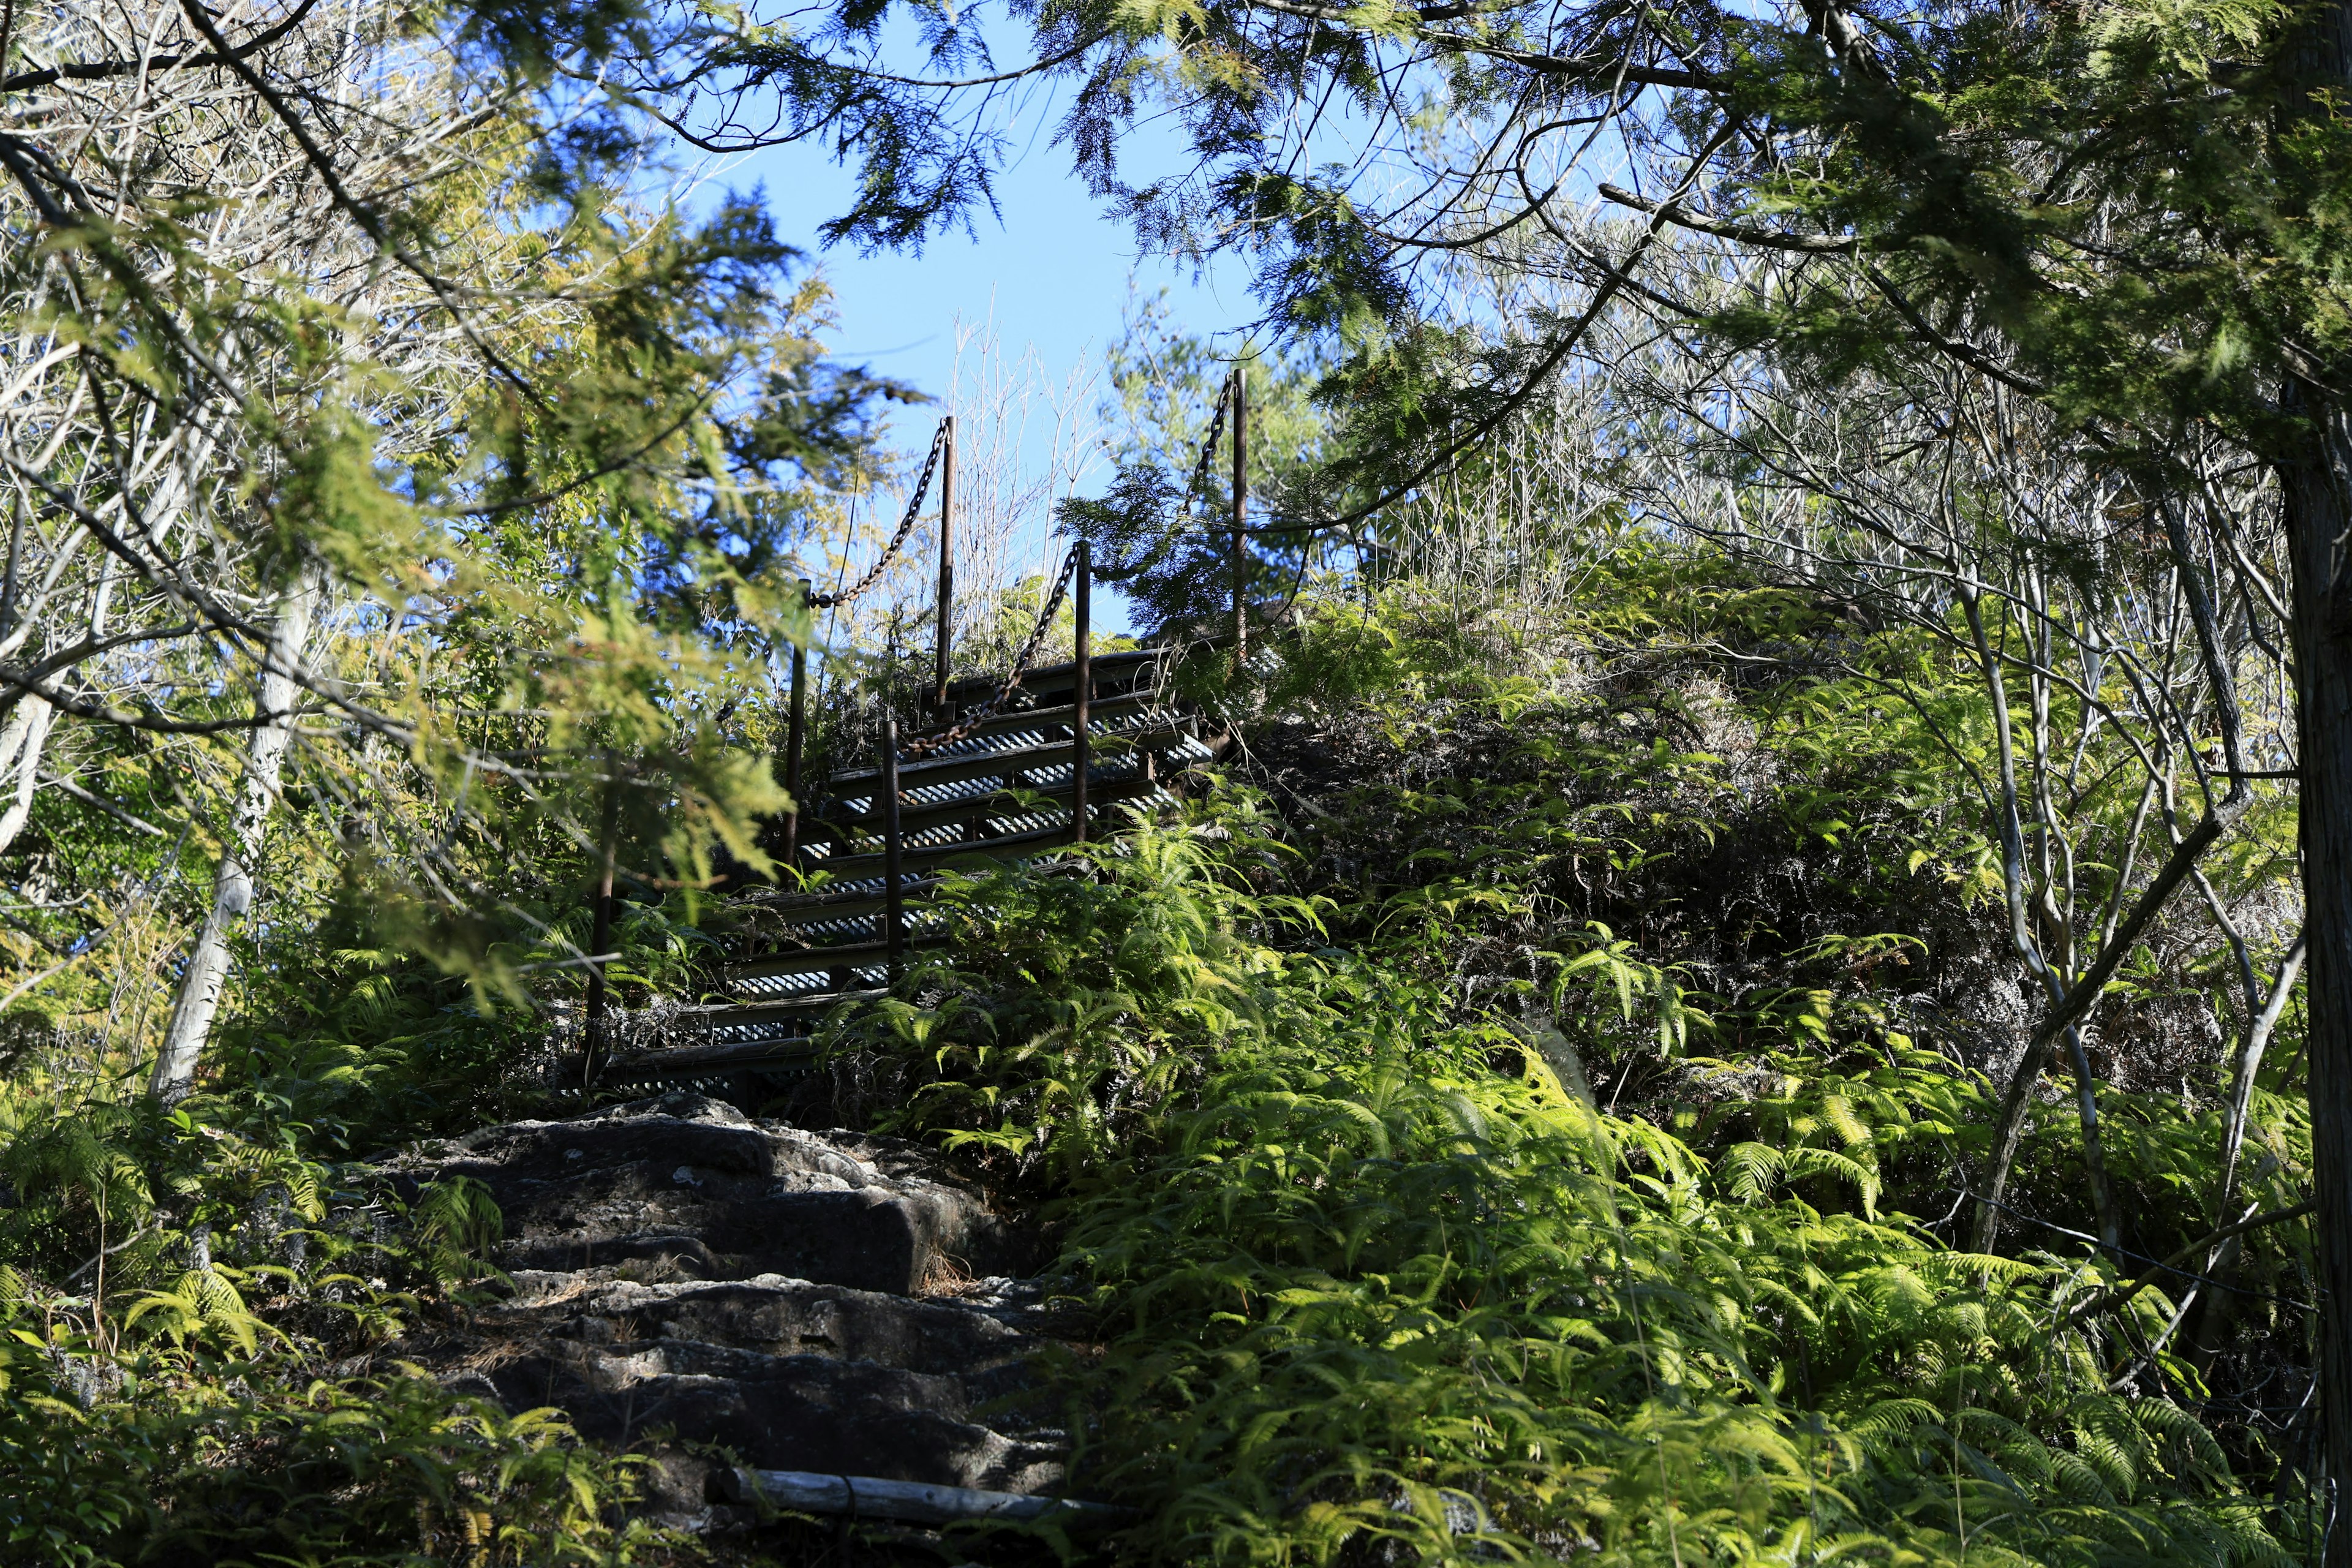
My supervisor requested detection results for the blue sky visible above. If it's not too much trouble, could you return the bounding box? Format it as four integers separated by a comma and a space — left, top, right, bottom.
724, 103, 1261, 636
731, 107, 1254, 417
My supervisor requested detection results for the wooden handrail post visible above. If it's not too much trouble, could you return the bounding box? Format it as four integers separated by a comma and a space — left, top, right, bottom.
582, 756, 620, 1085
934, 415, 956, 709
782, 579, 809, 870
1231, 368, 1247, 663
1072, 538, 1091, 844
881, 717, 904, 980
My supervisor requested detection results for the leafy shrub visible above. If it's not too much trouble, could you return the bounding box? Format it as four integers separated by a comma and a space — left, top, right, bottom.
830, 764, 2296, 1564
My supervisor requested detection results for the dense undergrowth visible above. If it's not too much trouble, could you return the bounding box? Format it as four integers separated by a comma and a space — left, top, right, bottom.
0, 905, 718, 1562
830, 549, 2313, 1564
0, 543, 2313, 1564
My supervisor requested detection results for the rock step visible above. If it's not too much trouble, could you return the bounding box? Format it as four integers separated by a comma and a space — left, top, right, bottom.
414, 1095, 1023, 1295
391, 1093, 1077, 1520
439, 1330, 1064, 1492
496, 1272, 1048, 1387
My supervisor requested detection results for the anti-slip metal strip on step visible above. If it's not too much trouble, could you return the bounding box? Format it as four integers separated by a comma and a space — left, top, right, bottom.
813, 769, 1162, 841
726, 935, 954, 982
824, 718, 1190, 800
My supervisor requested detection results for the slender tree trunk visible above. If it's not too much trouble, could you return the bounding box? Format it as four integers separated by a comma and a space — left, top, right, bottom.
2279, 380, 2352, 1556
149, 576, 318, 1101
0, 694, 54, 856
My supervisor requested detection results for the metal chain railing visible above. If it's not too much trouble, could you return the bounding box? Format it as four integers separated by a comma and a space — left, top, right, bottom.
899, 545, 1082, 759
808, 421, 949, 611
1183, 371, 1234, 519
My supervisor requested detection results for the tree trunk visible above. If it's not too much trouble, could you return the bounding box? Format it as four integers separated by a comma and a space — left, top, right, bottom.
149, 576, 318, 1101
2278, 379, 2352, 1558
0, 694, 54, 856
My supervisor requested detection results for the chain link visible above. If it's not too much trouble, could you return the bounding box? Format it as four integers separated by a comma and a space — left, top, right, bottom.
1184, 371, 1234, 518
809, 420, 948, 611
900, 546, 1082, 759
888, 380, 1224, 763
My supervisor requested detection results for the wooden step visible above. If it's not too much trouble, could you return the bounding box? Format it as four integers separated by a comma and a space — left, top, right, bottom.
940, 648, 1161, 707
739, 880, 943, 927
805, 766, 1160, 840
670, 987, 886, 1023
824, 719, 1188, 800
728, 935, 952, 981
806, 821, 1080, 880
602, 1035, 829, 1081
895, 690, 1157, 752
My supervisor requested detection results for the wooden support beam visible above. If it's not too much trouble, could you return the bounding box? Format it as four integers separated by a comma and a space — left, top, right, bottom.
783, 579, 810, 868
1232, 366, 1248, 662
881, 718, 904, 979
1073, 537, 1091, 843
824, 720, 1188, 800
935, 415, 956, 708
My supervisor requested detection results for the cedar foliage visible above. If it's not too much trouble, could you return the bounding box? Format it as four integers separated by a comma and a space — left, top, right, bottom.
0, 0, 2331, 1556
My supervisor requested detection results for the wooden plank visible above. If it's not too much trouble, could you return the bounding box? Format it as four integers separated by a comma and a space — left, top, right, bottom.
674, 989, 886, 1024
604, 1037, 827, 1079
737, 880, 943, 927
809, 767, 1160, 839
940, 647, 1159, 706
729, 934, 951, 981
823, 719, 1186, 799
903, 688, 1153, 750
807, 821, 1079, 880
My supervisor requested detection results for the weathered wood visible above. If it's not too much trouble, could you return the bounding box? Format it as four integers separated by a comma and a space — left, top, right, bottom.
783, 580, 810, 867
1232, 366, 1248, 660
806, 821, 1082, 880
1073, 538, 1091, 843
805, 770, 1163, 842
744, 880, 944, 927
728, 1468, 1127, 1528
674, 989, 888, 1025
930, 688, 1152, 747
729, 934, 952, 981
824, 722, 1187, 801
881, 718, 904, 978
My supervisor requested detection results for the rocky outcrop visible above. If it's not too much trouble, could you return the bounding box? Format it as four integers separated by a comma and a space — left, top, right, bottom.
388, 1091, 1074, 1526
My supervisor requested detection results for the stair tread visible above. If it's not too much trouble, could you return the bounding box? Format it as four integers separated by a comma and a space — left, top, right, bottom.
900, 689, 1155, 749
728, 935, 952, 980
806, 822, 1081, 880
675, 988, 890, 1020
809, 767, 1161, 837
824, 718, 1189, 797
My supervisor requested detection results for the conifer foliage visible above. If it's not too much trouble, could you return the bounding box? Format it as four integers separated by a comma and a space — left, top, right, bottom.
0, 0, 2342, 1557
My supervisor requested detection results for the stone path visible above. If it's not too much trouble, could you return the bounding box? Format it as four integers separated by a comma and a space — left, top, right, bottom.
390, 1090, 1076, 1531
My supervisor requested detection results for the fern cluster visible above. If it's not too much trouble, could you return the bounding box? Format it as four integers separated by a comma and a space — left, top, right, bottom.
830, 564, 2308, 1565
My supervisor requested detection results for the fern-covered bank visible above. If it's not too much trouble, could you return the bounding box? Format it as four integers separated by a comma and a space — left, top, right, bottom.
837, 552, 2310, 1564
0, 547, 2312, 1564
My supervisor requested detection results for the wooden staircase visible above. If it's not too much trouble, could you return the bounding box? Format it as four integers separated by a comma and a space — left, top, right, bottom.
600, 645, 1223, 1099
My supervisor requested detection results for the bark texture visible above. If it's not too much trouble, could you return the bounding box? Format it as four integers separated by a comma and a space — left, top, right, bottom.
149, 576, 317, 1101
2279, 383, 2352, 1555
